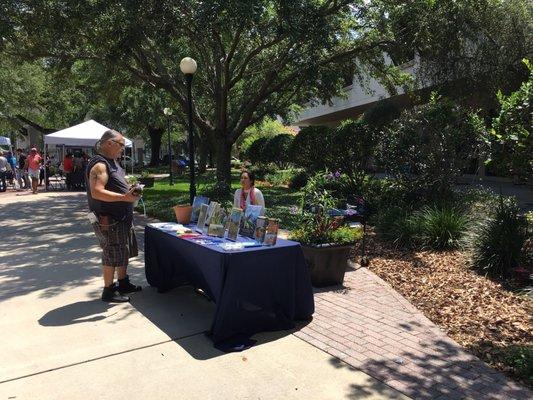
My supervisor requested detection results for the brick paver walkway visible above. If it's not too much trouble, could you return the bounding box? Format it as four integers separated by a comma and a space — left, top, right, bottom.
293, 267, 532, 400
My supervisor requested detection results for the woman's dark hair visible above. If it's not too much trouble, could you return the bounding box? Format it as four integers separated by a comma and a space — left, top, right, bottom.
241, 169, 255, 186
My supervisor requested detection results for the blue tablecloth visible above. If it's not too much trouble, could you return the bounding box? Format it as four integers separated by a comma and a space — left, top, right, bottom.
144, 226, 315, 349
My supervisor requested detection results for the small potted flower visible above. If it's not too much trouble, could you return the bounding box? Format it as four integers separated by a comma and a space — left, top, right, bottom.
289, 185, 363, 287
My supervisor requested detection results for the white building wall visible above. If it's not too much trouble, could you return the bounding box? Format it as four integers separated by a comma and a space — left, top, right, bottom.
295, 56, 419, 126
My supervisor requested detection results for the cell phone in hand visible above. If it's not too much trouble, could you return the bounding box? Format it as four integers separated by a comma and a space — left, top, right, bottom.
131, 184, 145, 196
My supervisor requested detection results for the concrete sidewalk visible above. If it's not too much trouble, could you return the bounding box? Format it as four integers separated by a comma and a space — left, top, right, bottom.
0, 192, 406, 400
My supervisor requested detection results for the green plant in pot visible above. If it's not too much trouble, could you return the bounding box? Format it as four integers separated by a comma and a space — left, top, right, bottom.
138, 170, 155, 188
290, 185, 362, 287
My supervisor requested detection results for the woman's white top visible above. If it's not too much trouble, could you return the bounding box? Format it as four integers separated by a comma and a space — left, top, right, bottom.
233, 187, 265, 211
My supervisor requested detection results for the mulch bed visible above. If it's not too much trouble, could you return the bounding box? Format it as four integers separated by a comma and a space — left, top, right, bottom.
359, 233, 533, 388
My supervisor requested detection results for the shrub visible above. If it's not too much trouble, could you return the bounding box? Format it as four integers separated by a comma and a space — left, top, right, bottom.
362, 99, 401, 127
247, 164, 271, 181
330, 226, 364, 245
264, 168, 300, 187
198, 181, 233, 204
244, 136, 270, 165
468, 197, 527, 277
490, 59, 533, 181
301, 170, 352, 211
289, 187, 363, 246
329, 119, 377, 190
374, 206, 418, 248
411, 205, 469, 250
230, 158, 242, 169
263, 134, 294, 169
288, 169, 309, 190
239, 117, 292, 158
455, 187, 500, 219
378, 95, 484, 199
375, 203, 469, 250
290, 126, 335, 172
363, 178, 413, 217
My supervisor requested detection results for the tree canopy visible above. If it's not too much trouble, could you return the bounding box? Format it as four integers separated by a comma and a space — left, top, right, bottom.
7, 0, 408, 190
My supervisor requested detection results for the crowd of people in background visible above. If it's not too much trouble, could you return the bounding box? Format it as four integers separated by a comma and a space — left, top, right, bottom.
0, 147, 90, 194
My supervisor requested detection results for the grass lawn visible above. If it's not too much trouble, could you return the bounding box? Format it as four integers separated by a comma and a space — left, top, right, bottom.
137, 170, 303, 230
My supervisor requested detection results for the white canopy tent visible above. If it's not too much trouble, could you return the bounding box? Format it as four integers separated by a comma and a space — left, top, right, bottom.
43, 120, 134, 190
0, 136, 11, 146
44, 120, 132, 147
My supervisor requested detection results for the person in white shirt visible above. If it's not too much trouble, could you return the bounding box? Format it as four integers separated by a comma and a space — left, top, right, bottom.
0, 151, 12, 192
233, 169, 265, 211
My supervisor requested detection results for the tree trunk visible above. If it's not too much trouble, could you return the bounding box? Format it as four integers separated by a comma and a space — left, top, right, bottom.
148, 127, 164, 167
198, 141, 208, 174
215, 136, 233, 195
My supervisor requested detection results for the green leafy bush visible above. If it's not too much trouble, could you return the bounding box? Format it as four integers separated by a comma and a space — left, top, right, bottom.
288, 169, 309, 190
503, 346, 533, 387
468, 197, 527, 277
290, 126, 335, 172
329, 119, 377, 190
264, 168, 301, 187
411, 205, 469, 250
289, 178, 362, 246
330, 226, 364, 245
198, 181, 233, 204
375, 206, 418, 248
263, 134, 294, 169
362, 99, 401, 127
248, 164, 271, 181
489, 59, 533, 181
379, 95, 484, 199
301, 170, 351, 210
362, 178, 412, 217
244, 136, 270, 165
376, 204, 469, 250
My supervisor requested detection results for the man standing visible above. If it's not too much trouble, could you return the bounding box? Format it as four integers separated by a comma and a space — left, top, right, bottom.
26, 148, 42, 194
16, 148, 29, 189
0, 151, 10, 192
86, 130, 141, 302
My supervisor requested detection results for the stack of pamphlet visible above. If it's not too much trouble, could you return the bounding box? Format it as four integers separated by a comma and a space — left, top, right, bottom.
226, 208, 243, 241
190, 195, 209, 223
240, 205, 263, 238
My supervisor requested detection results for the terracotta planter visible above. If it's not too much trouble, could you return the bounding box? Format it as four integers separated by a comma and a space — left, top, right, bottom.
301, 243, 353, 287
173, 204, 192, 225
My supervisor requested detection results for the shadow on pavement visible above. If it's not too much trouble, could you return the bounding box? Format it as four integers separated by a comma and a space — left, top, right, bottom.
4, 194, 308, 361
0, 193, 103, 301
39, 300, 118, 326
329, 338, 532, 400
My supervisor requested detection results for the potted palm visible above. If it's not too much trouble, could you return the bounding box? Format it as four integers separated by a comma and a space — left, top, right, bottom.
290, 187, 362, 287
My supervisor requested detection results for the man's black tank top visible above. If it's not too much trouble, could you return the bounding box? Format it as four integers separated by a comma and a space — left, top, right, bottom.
86, 154, 133, 221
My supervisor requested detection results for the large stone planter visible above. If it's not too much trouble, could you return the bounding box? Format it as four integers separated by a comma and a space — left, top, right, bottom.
301, 244, 353, 287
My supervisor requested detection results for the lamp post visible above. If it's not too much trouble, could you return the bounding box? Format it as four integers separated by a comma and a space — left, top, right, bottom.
163, 107, 173, 185
180, 57, 198, 204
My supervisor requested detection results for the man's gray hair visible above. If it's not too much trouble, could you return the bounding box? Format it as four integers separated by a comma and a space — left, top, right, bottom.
96, 129, 121, 151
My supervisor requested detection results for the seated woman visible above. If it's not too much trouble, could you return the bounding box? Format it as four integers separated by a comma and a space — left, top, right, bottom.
233, 169, 265, 211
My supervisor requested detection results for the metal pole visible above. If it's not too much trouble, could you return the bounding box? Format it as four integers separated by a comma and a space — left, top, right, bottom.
167, 114, 173, 185
186, 73, 196, 204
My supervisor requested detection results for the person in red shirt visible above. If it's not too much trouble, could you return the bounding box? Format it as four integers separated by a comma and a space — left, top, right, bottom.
26, 148, 42, 194
63, 153, 74, 190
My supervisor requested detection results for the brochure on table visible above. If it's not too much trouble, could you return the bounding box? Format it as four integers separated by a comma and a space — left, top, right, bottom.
190, 195, 209, 223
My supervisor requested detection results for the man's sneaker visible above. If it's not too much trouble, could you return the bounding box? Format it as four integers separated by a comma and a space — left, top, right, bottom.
117, 275, 142, 295
101, 285, 130, 303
